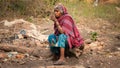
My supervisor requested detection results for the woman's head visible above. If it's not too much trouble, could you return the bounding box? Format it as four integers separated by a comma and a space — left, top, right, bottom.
54, 4, 67, 18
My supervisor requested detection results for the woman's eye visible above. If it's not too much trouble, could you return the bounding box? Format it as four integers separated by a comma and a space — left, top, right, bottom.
54, 9, 60, 12
56, 11, 58, 12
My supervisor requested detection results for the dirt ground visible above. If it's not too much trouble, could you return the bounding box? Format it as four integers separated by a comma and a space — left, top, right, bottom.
0, 17, 120, 68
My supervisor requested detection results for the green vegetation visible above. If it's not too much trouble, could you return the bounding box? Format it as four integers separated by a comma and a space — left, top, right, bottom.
59, 1, 120, 24
90, 32, 98, 41
0, 0, 119, 25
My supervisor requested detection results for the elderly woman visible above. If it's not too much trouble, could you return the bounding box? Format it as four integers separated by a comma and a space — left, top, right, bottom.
48, 4, 84, 65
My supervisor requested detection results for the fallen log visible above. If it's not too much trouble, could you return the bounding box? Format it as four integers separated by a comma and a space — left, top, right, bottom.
0, 44, 32, 53
0, 43, 85, 58
0, 44, 50, 57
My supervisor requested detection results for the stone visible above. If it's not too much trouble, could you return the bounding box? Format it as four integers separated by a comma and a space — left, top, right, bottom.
75, 65, 85, 68
15, 54, 25, 59
0, 53, 8, 59
117, 47, 120, 51
18, 34, 24, 39
7, 52, 18, 58
85, 39, 92, 44
35, 40, 41, 46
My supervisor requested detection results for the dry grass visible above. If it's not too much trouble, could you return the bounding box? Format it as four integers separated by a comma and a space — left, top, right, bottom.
0, 0, 120, 26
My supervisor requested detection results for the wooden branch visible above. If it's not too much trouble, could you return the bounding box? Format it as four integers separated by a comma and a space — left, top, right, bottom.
0, 44, 44, 57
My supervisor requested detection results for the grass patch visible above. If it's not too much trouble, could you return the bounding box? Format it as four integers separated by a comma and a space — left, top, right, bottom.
59, 1, 120, 24
0, 0, 119, 25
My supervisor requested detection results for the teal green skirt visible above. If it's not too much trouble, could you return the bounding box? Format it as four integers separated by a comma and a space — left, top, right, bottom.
48, 34, 69, 55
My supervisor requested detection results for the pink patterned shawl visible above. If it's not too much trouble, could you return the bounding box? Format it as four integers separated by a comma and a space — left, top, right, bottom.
54, 5, 83, 48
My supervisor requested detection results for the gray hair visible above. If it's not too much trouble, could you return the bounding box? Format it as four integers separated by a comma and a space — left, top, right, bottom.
54, 5, 64, 14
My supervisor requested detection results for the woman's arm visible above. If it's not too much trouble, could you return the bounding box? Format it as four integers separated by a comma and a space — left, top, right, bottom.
55, 21, 64, 34
50, 14, 64, 34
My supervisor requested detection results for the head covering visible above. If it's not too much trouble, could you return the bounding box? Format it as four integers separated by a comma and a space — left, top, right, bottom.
54, 4, 68, 15
54, 4, 84, 48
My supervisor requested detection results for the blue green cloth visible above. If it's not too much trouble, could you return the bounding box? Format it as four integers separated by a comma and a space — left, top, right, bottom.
48, 34, 69, 54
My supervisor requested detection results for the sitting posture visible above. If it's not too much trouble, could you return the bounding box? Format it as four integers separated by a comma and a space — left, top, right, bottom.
48, 4, 84, 65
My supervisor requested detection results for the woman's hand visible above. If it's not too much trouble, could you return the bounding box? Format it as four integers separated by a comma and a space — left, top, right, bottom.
50, 12, 64, 34
50, 13, 57, 22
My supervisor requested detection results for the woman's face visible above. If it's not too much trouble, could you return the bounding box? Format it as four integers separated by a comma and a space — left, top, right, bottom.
54, 9, 62, 18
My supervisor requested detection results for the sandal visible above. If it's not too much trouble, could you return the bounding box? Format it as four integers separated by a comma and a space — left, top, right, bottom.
53, 60, 66, 65
46, 55, 59, 61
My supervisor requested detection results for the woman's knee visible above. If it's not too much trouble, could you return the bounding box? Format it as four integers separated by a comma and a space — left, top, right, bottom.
58, 34, 67, 39
48, 34, 55, 42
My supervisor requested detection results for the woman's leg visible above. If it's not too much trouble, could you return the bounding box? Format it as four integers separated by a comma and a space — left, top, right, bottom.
48, 34, 68, 63
59, 48, 65, 61
56, 34, 67, 62
48, 34, 59, 55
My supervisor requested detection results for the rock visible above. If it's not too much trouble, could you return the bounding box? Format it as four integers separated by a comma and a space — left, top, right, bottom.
84, 41, 104, 54
13, 39, 24, 46
85, 39, 92, 44
7, 52, 18, 58
116, 7, 120, 14
89, 41, 98, 50
97, 46, 103, 50
3, 20, 13, 27
69, 47, 83, 58
24, 53, 29, 57
34, 40, 41, 46
117, 47, 120, 51
0, 53, 8, 59
15, 54, 25, 59
115, 34, 120, 40
108, 55, 112, 58
17, 34, 24, 39
3, 59, 8, 62
89, 41, 103, 50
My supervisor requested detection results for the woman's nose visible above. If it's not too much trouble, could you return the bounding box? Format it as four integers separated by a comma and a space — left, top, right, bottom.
54, 12, 57, 14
